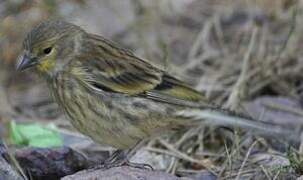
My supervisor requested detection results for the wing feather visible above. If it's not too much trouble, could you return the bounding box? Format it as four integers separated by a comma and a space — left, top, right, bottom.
71, 34, 207, 106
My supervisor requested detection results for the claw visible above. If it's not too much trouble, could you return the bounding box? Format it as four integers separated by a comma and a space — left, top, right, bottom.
91, 146, 154, 170
94, 159, 153, 170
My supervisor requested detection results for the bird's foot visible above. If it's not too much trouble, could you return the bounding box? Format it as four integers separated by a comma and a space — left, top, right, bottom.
93, 159, 153, 170
121, 161, 154, 170
91, 148, 153, 170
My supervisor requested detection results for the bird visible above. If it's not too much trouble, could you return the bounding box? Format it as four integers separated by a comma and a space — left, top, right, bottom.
16, 19, 296, 168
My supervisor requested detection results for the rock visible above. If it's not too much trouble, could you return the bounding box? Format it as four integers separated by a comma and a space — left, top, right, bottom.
15, 147, 90, 180
297, 175, 303, 180
131, 149, 169, 170
62, 166, 186, 180
0, 142, 24, 180
194, 170, 217, 180
244, 96, 303, 128
0, 156, 24, 180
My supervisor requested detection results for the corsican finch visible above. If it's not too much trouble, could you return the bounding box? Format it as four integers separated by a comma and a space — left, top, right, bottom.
17, 20, 296, 167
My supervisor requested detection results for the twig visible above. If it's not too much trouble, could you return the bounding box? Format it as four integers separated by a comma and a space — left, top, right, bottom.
260, 165, 272, 180
235, 141, 258, 180
213, 14, 229, 55
188, 20, 212, 59
156, 139, 217, 173
276, 6, 298, 62
226, 26, 259, 110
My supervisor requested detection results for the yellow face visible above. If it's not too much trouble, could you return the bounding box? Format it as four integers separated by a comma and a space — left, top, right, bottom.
17, 20, 81, 74
30, 39, 57, 72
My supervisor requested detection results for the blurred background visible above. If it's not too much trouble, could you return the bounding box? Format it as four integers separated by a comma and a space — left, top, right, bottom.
1, 0, 303, 179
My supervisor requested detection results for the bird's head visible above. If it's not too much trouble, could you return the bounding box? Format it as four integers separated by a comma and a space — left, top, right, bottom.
16, 20, 85, 76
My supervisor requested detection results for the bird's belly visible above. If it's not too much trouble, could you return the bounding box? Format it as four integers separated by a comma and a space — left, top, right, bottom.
53, 84, 179, 149
60, 96, 144, 149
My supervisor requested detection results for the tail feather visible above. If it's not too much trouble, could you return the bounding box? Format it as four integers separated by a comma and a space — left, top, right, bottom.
176, 108, 300, 144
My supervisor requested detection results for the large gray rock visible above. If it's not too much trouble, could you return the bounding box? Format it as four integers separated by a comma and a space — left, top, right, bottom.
62, 166, 192, 180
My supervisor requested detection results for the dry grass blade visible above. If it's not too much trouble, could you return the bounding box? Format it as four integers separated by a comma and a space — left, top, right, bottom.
156, 139, 217, 173
235, 140, 258, 180
2, 142, 27, 180
226, 26, 259, 110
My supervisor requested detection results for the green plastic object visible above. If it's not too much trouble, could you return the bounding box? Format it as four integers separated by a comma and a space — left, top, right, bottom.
9, 121, 62, 147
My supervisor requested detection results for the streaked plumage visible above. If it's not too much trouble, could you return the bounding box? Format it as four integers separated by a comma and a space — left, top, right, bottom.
17, 20, 296, 164
19, 20, 207, 149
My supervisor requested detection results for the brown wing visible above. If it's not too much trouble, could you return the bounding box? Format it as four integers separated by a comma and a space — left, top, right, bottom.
72, 34, 207, 105
73, 34, 163, 95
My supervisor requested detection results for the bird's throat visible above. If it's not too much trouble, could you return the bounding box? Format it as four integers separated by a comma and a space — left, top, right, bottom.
37, 59, 55, 72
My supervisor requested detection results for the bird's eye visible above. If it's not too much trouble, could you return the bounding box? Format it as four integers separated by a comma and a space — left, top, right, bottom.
43, 47, 52, 55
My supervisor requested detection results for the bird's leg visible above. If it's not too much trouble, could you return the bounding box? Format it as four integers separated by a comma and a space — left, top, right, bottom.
103, 149, 127, 165
99, 140, 153, 169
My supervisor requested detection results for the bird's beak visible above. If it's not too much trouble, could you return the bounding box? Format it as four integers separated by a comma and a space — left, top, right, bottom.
16, 53, 37, 71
